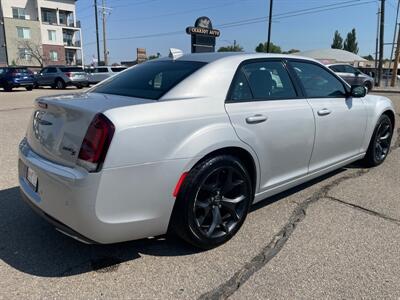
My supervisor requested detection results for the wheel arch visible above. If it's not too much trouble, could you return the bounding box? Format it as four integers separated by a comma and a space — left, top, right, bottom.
382, 109, 395, 129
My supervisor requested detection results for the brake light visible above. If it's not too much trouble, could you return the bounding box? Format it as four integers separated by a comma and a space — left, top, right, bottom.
78, 114, 115, 172
65, 72, 72, 77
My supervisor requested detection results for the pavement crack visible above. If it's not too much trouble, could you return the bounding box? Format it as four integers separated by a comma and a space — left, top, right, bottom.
326, 196, 400, 226
198, 169, 369, 300
0, 106, 33, 113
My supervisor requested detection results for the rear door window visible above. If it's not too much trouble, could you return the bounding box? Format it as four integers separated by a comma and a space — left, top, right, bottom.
95, 67, 109, 73
229, 60, 297, 102
92, 61, 206, 100
111, 67, 126, 72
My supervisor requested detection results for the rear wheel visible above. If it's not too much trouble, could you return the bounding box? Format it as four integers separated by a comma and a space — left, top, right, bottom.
171, 155, 253, 249
25, 85, 33, 91
55, 79, 65, 89
362, 114, 393, 167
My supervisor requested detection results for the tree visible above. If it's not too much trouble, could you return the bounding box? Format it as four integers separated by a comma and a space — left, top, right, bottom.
148, 52, 161, 60
343, 28, 359, 54
255, 42, 282, 53
217, 44, 243, 52
283, 49, 300, 54
17, 40, 47, 67
362, 54, 374, 61
331, 30, 343, 49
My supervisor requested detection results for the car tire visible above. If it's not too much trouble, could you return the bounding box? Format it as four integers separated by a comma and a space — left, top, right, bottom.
55, 79, 65, 89
170, 155, 253, 249
362, 114, 393, 167
26, 85, 33, 91
4, 83, 12, 92
76, 85, 83, 89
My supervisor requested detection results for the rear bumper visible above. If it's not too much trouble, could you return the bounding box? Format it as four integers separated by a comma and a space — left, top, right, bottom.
18, 138, 190, 244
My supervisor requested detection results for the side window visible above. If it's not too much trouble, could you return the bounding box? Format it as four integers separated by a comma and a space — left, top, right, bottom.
96, 67, 109, 73
242, 61, 297, 100
291, 61, 346, 98
40, 68, 48, 74
329, 65, 345, 73
230, 70, 253, 102
47, 67, 57, 73
344, 65, 358, 74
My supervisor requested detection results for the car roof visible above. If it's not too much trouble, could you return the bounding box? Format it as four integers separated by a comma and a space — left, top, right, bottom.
158, 52, 321, 64
326, 63, 353, 67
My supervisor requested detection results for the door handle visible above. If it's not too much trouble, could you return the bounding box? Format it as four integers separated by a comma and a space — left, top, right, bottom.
317, 108, 332, 116
245, 114, 268, 124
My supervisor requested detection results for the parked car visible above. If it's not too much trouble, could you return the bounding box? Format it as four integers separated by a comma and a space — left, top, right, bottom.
327, 63, 374, 92
0, 67, 35, 91
86, 66, 127, 84
35, 66, 89, 89
19, 52, 395, 249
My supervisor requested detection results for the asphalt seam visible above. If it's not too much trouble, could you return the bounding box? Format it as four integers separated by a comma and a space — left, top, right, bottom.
0, 106, 33, 113
325, 196, 400, 226
198, 169, 369, 300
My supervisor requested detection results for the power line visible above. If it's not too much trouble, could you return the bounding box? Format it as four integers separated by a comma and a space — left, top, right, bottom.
83, 0, 375, 45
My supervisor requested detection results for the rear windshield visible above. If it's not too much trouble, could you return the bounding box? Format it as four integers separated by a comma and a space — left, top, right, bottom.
111, 67, 126, 72
92, 61, 206, 100
60, 67, 84, 72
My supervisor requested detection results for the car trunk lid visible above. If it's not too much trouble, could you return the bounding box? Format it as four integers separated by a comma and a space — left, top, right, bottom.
26, 92, 154, 167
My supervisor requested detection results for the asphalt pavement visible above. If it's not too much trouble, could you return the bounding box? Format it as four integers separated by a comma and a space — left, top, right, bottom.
0, 87, 399, 299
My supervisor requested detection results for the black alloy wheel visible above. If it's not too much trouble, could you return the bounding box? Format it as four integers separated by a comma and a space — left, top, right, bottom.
171, 155, 253, 249
363, 114, 393, 167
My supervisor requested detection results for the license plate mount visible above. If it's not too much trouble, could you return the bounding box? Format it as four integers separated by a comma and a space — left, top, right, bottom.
26, 167, 38, 191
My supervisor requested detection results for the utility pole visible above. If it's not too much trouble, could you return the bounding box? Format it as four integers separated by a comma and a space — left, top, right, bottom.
266, 0, 273, 53
375, 6, 380, 83
94, 0, 100, 65
102, 0, 108, 66
377, 0, 385, 86
388, 0, 400, 86
391, 23, 400, 87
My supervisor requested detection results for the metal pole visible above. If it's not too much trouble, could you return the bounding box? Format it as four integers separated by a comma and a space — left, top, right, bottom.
102, 0, 108, 65
388, 0, 400, 86
391, 23, 400, 87
377, 0, 385, 86
266, 0, 273, 53
94, 0, 100, 65
375, 6, 380, 84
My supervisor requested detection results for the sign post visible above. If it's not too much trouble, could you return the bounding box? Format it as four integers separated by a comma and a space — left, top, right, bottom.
186, 17, 220, 53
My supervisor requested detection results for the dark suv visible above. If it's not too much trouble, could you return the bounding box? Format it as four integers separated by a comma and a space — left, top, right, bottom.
0, 67, 35, 91
327, 64, 374, 92
35, 66, 89, 89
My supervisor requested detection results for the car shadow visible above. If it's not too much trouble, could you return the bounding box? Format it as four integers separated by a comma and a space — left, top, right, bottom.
0, 167, 348, 278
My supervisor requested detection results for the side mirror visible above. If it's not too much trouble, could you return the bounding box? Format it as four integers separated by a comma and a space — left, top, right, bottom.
350, 85, 366, 98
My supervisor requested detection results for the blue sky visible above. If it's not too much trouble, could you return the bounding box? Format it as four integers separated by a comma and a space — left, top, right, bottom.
76, 0, 398, 64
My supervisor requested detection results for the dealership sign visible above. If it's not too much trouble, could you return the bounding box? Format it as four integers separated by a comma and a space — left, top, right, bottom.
186, 17, 220, 53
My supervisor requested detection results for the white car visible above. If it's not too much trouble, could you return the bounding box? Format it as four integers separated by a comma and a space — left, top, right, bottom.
86, 66, 127, 84
19, 52, 395, 249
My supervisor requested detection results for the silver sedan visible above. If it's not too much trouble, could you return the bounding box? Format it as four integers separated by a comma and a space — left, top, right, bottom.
18, 52, 395, 249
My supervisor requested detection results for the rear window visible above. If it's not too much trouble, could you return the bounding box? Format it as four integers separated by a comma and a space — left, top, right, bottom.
111, 67, 126, 72
60, 67, 83, 72
92, 61, 206, 100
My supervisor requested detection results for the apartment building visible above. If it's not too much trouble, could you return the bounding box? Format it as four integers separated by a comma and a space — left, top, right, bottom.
0, 0, 83, 67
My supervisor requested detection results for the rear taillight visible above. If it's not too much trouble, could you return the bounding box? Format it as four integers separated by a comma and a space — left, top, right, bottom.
78, 114, 115, 172
65, 72, 72, 77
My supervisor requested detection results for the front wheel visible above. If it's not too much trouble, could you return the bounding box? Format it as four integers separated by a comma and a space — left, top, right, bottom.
171, 155, 253, 249
55, 79, 65, 89
25, 85, 33, 91
362, 114, 393, 167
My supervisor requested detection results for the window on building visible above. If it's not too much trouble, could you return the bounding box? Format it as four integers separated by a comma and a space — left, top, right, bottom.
48, 30, 56, 42
18, 49, 32, 61
17, 27, 31, 39
49, 51, 58, 62
41, 9, 57, 24
12, 7, 29, 20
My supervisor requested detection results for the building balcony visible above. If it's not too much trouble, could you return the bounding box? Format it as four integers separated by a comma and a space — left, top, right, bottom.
63, 40, 81, 48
